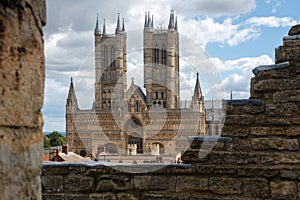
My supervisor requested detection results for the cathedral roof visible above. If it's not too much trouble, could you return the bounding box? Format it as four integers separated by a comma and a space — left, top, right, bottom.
127, 79, 146, 102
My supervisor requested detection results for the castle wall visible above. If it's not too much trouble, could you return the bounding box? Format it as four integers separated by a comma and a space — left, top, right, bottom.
44, 25, 300, 199
0, 1, 46, 199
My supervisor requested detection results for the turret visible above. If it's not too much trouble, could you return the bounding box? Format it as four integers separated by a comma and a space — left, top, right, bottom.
175, 16, 178, 31
168, 10, 175, 30
94, 13, 101, 35
190, 73, 204, 112
122, 18, 125, 32
102, 19, 106, 35
115, 13, 121, 34
66, 77, 78, 113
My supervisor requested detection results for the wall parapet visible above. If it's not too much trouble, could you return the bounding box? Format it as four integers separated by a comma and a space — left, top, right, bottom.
42, 24, 300, 199
252, 61, 290, 75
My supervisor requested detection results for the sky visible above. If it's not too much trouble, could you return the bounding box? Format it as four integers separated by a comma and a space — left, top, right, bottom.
42, 0, 300, 132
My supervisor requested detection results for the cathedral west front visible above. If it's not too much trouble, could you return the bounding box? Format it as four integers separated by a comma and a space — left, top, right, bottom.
66, 10, 206, 160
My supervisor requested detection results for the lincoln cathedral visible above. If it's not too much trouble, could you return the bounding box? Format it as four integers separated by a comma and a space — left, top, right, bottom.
66, 11, 207, 159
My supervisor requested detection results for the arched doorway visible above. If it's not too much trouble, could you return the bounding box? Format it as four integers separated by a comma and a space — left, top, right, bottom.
105, 143, 118, 154
125, 117, 143, 154
128, 132, 143, 154
152, 142, 165, 154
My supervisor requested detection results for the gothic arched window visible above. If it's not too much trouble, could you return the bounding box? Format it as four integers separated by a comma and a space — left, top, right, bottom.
153, 45, 159, 64
104, 47, 108, 69
162, 45, 167, 65
135, 101, 139, 112
111, 47, 115, 68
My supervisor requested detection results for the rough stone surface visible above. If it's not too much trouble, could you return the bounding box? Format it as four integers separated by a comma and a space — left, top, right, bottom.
288, 24, 300, 36
42, 23, 300, 200
209, 177, 242, 195
0, 1, 46, 199
251, 137, 299, 151
270, 181, 297, 200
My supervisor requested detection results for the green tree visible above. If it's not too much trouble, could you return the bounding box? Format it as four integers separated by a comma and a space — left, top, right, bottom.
44, 135, 50, 148
47, 130, 65, 147
56, 137, 66, 146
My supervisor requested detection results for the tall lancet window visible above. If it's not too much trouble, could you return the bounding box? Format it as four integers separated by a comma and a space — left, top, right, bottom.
111, 47, 115, 69
162, 45, 167, 65
104, 47, 108, 69
153, 45, 159, 65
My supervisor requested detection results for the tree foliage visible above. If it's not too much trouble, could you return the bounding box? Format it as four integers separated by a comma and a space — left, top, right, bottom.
44, 131, 66, 147
44, 135, 50, 148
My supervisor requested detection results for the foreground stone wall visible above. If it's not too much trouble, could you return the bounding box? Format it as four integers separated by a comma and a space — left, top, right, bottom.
42, 25, 300, 199
0, 1, 46, 199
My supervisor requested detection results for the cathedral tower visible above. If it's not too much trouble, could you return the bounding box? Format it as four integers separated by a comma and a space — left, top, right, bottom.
143, 10, 180, 109
94, 13, 127, 111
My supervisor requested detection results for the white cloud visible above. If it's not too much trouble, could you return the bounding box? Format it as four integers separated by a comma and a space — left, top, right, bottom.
246, 16, 300, 28
209, 55, 273, 99
42, 1, 299, 131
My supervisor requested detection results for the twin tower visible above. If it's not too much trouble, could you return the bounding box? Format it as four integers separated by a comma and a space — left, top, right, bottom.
93, 10, 186, 111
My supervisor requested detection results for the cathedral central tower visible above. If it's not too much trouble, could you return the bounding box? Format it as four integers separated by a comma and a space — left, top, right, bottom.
143, 10, 180, 109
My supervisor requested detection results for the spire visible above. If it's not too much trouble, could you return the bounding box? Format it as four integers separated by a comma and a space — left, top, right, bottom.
67, 77, 78, 110
122, 18, 125, 32
168, 10, 175, 29
144, 11, 148, 28
147, 11, 151, 27
230, 90, 233, 100
102, 18, 106, 35
193, 72, 203, 99
190, 72, 204, 112
115, 13, 121, 34
151, 15, 153, 27
175, 16, 178, 31
94, 13, 101, 35
211, 99, 215, 122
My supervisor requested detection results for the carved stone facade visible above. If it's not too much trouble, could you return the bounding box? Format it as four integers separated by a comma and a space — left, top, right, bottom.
66, 11, 206, 158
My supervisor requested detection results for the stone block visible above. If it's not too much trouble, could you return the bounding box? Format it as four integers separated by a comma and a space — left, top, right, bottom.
42, 194, 66, 200
0, 0, 45, 128
273, 90, 300, 103
265, 102, 299, 117
222, 126, 249, 137
183, 151, 259, 165
89, 193, 116, 200
288, 24, 300, 35
64, 174, 94, 192
270, 181, 297, 200
66, 194, 89, 200
237, 167, 279, 178
243, 179, 269, 198
133, 175, 166, 190
116, 193, 138, 200
229, 138, 251, 151
280, 169, 300, 179
224, 115, 256, 125
45, 167, 70, 175
209, 177, 242, 195
286, 127, 300, 136
252, 78, 300, 92
256, 116, 291, 126
41, 175, 64, 193
261, 152, 300, 164
95, 175, 132, 191
250, 127, 285, 136
251, 137, 299, 151
175, 176, 208, 192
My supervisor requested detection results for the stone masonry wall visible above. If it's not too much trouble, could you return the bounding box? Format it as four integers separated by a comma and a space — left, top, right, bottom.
42, 25, 300, 199
0, 1, 46, 199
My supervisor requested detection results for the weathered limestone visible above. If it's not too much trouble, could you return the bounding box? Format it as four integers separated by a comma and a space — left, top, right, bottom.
42, 24, 300, 200
0, 0, 46, 199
